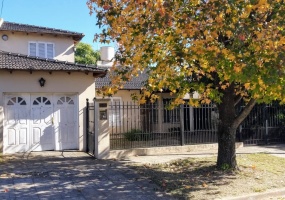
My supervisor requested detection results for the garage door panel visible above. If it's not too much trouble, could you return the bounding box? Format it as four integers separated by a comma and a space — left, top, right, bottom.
7, 129, 16, 145
67, 108, 75, 123
6, 109, 16, 125
31, 95, 54, 151
19, 128, 28, 144
4, 94, 78, 153
19, 111, 29, 125
4, 95, 30, 153
32, 108, 41, 124
55, 95, 77, 150
41, 126, 53, 144
32, 127, 41, 144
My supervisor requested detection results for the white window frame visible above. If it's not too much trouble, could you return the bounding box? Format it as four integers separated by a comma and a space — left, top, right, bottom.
28, 41, 55, 59
109, 97, 122, 127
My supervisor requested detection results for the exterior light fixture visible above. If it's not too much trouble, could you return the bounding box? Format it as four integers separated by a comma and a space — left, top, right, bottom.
39, 77, 46, 87
2, 34, 8, 41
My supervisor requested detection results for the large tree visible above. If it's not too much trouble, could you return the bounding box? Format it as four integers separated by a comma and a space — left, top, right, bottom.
75, 42, 100, 65
87, 0, 285, 169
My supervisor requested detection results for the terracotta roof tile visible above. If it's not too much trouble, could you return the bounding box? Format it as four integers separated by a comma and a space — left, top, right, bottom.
0, 51, 107, 77
95, 70, 148, 90
0, 21, 84, 41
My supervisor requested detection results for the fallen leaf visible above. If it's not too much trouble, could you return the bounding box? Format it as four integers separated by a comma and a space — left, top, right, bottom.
202, 183, 208, 188
162, 180, 167, 187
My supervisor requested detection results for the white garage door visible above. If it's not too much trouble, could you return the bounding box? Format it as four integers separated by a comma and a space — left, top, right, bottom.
3, 94, 78, 153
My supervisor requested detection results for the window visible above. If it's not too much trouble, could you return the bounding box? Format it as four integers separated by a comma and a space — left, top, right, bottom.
33, 96, 51, 105
29, 42, 54, 59
109, 97, 122, 127
163, 98, 180, 123
140, 100, 158, 123
7, 97, 27, 106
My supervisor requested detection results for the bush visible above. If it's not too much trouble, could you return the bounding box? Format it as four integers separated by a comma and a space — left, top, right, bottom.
124, 129, 142, 141
124, 129, 154, 141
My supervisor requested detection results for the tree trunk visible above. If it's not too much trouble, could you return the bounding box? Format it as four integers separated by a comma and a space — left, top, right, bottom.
217, 84, 238, 169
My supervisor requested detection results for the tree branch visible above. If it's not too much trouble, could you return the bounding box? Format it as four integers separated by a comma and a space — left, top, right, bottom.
232, 98, 256, 129
234, 95, 242, 107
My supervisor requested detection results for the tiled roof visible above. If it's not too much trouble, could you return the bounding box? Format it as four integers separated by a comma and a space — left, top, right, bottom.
0, 51, 107, 77
95, 70, 148, 90
0, 21, 84, 41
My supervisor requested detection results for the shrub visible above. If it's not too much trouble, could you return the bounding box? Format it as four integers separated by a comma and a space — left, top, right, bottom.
124, 129, 142, 141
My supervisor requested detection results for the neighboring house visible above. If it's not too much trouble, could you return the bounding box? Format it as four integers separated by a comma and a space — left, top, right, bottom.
0, 19, 106, 154
95, 47, 204, 135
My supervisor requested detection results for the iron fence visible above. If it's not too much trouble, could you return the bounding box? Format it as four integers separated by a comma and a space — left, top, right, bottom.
86, 99, 95, 155
109, 101, 219, 150
86, 99, 285, 151
237, 102, 285, 145
109, 101, 285, 150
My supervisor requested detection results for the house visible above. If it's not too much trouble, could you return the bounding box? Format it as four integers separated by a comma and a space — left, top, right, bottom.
0, 19, 106, 154
95, 47, 204, 139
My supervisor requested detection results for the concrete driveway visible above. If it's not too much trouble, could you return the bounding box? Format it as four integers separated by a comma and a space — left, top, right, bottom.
0, 151, 173, 200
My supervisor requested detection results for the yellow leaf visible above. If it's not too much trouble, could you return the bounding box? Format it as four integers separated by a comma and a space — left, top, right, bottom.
244, 83, 250, 89
202, 183, 208, 188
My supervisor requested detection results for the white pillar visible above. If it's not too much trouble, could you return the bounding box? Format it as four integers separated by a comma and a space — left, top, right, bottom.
94, 98, 110, 159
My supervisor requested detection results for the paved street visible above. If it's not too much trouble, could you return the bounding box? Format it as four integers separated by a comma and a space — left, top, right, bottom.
0, 151, 173, 200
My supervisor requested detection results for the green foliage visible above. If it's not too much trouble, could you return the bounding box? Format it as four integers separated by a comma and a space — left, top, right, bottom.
75, 42, 100, 65
124, 129, 154, 141
124, 129, 142, 141
220, 163, 231, 171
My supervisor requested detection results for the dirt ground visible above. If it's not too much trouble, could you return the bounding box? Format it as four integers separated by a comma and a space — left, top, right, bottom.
128, 153, 285, 200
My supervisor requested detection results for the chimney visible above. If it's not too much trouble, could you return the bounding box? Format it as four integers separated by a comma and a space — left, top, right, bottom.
0, 18, 4, 27
97, 46, 115, 68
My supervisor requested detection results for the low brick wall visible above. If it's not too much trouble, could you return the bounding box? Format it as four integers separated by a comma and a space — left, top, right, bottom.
108, 142, 243, 159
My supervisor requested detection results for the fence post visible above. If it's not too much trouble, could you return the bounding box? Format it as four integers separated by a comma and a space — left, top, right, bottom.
265, 120, 268, 144
239, 125, 242, 142
86, 98, 89, 153
94, 98, 111, 159
180, 104, 185, 146
264, 104, 269, 144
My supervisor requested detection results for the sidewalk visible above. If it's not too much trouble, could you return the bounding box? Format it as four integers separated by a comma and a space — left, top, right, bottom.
1, 144, 285, 200
122, 144, 285, 164
0, 151, 174, 200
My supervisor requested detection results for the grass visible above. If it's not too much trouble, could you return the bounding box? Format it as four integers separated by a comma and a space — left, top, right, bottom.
129, 153, 285, 200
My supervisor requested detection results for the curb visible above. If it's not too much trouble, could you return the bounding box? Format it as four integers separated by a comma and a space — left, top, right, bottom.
223, 187, 285, 200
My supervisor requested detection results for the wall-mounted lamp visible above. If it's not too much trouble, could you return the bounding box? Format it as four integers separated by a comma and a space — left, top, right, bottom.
39, 77, 46, 87
2, 34, 8, 41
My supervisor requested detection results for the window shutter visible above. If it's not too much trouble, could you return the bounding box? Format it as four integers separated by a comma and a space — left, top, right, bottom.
38, 43, 46, 58
47, 43, 54, 59
29, 43, 37, 56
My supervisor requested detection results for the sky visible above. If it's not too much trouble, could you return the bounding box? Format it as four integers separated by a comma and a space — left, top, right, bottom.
0, 0, 107, 50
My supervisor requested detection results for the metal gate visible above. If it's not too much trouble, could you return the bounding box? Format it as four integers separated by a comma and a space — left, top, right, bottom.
86, 99, 95, 156
237, 103, 285, 145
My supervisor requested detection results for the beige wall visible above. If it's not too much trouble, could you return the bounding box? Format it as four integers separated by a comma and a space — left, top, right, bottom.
96, 90, 141, 133
96, 90, 195, 134
0, 31, 75, 62
99, 90, 141, 102
0, 70, 95, 152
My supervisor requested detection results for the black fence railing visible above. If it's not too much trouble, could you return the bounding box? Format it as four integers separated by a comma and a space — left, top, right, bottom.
86, 99, 285, 151
86, 99, 95, 155
109, 101, 219, 150
237, 103, 285, 145
109, 101, 285, 150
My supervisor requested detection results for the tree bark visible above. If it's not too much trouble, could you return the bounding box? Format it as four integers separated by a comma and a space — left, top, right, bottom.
216, 84, 256, 169
217, 84, 238, 169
